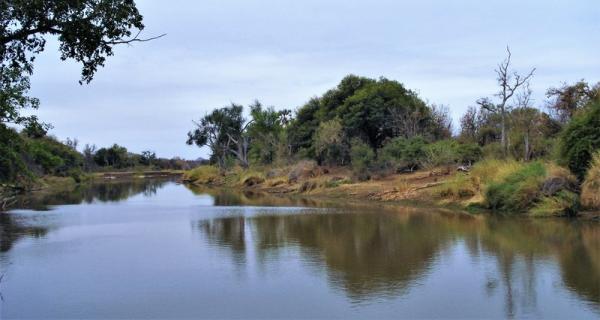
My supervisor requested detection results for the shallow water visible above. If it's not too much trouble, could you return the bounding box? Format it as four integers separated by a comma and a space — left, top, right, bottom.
0, 179, 598, 319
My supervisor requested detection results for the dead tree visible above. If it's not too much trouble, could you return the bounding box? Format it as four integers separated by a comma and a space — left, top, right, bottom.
480, 47, 535, 156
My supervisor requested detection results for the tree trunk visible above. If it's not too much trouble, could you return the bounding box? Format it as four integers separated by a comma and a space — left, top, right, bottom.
524, 133, 530, 161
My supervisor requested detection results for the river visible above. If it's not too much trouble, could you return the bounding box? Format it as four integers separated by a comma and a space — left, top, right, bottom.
0, 178, 598, 318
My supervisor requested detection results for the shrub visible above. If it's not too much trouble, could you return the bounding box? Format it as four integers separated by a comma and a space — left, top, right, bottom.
559, 100, 600, 179
421, 140, 460, 169
379, 136, 426, 171
457, 143, 482, 165
581, 151, 600, 209
288, 160, 318, 183
26, 136, 83, 176
482, 142, 504, 159
350, 138, 375, 180
483, 161, 579, 216
485, 162, 547, 212
0, 125, 30, 183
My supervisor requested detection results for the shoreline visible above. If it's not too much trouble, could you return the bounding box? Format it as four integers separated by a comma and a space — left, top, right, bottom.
182, 165, 600, 221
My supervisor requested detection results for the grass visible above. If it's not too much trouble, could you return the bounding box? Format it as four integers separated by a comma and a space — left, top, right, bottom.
581, 152, 600, 209
183, 165, 221, 185
436, 159, 580, 216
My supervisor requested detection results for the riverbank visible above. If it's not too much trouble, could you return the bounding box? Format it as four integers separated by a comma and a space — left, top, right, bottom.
182, 161, 600, 219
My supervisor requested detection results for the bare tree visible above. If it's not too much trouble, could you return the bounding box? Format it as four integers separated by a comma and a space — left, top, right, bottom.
512, 83, 540, 161
480, 47, 535, 156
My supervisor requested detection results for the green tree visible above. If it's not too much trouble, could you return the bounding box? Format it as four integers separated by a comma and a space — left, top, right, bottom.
187, 104, 247, 169
338, 77, 432, 149
546, 80, 600, 124
559, 100, 600, 179
313, 118, 347, 166
140, 150, 156, 166
94, 144, 129, 168
1, 0, 158, 129
247, 101, 290, 165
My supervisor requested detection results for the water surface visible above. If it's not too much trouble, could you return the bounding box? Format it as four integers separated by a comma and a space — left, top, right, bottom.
1, 179, 598, 318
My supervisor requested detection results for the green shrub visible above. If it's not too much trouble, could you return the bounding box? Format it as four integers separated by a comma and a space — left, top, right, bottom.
26, 136, 83, 176
0, 125, 31, 183
559, 100, 600, 179
379, 136, 426, 171
485, 162, 546, 212
350, 138, 375, 180
421, 140, 460, 168
457, 143, 482, 165
483, 161, 579, 216
482, 142, 504, 159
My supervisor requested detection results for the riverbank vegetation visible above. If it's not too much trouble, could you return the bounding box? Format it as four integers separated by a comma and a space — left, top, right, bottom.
184, 50, 600, 217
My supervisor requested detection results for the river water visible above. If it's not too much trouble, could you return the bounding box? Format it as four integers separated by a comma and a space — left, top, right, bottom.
0, 179, 598, 318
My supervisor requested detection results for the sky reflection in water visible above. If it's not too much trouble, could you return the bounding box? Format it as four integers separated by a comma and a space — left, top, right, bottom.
0, 179, 598, 318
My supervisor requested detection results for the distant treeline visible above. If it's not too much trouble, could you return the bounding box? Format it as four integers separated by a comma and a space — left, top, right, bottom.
0, 127, 203, 184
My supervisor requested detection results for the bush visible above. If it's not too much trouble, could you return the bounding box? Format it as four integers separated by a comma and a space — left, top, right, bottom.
457, 143, 482, 165
350, 138, 375, 180
379, 136, 426, 171
559, 100, 600, 179
421, 140, 460, 169
485, 162, 547, 212
483, 161, 579, 216
288, 160, 319, 183
482, 142, 504, 159
26, 136, 83, 176
581, 151, 600, 209
0, 125, 30, 183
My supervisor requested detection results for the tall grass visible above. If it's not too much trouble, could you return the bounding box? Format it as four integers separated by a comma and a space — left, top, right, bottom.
437, 159, 579, 216
581, 152, 600, 209
484, 162, 546, 212
183, 165, 220, 184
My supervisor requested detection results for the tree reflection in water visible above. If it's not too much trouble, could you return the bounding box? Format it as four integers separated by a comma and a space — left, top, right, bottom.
0, 178, 172, 253
195, 208, 600, 315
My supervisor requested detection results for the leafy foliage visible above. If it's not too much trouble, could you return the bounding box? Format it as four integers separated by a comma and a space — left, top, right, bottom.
559, 100, 600, 179
313, 118, 346, 166
379, 136, 426, 171
350, 138, 375, 180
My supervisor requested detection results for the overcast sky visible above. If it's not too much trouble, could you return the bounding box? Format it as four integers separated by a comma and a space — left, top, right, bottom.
29, 0, 600, 159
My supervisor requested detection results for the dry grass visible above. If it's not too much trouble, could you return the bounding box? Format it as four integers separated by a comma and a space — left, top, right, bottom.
183, 165, 221, 185
581, 152, 600, 209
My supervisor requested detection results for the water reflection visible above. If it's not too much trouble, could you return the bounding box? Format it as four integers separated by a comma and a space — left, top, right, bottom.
0, 178, 172, 253
11, 178, 171, 211
196, 210, 600, 314
0, 181, 598, 318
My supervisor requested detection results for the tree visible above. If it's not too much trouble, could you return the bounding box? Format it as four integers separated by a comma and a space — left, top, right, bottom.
478, 47, 535, 156
247, 101, 290, 165
546, 80, 600, 123
187, 104, 247, 169
338, 77, 431, 149
559, 100, 600, 179
94, 144, 129, 168
0, 0, 161, 128
140, 150, 156, 166
82, 143, 96, 171
313, 118, 347, 166
459, 106, 479, 143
